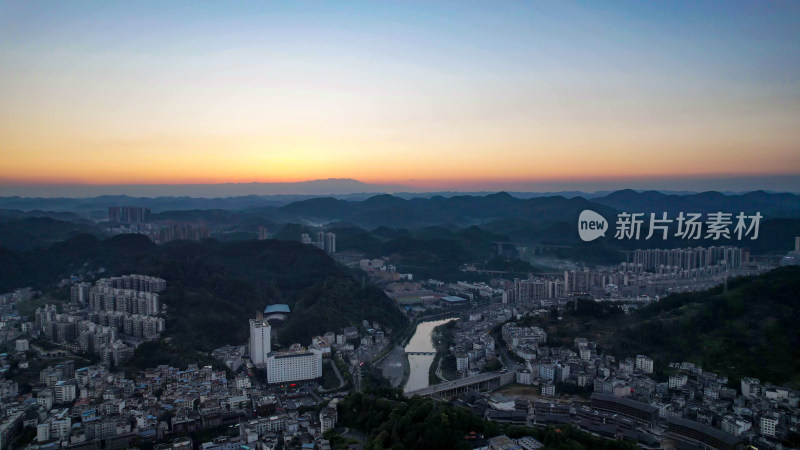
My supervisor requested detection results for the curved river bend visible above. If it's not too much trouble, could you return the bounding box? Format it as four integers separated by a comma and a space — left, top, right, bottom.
403, 318, 458, 393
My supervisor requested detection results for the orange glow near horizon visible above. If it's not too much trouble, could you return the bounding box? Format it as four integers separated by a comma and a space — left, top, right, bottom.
2, 3, 799, 191
3, 128, 798, 187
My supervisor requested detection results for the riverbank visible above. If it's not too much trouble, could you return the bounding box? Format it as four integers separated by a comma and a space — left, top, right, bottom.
374, 312, 461, 390
404, 317, 460, 393
428, 319, 458, 385
375, 346, 408, 388
398, 311, 462, 347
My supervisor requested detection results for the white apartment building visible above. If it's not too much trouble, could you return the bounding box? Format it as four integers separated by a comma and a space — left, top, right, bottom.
669, 374, 688, 389
15, 338, 29, 352
516, 370, 532, 385
53, 381, 76, 404
539, 364, 555, 381
320, 407, 338, 434
235, 376, 251, 390
249, 318, 272, 367
721, 415, 752, 436
741, 377, 761, 397
241, 416, 286, 440
36, 411, 71, 443
635, 355, 654, 374
760, 413, 779, 437
456, 353, 469, 372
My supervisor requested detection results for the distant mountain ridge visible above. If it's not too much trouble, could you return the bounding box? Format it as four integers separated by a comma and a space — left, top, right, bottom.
0, 217, 101, 251
594, 189, 800, 217
0, 178, 411, 199
1, 188, 798, 217
270, 192, 620, 228
2, 189, 799, 232
263, 190, 800, 228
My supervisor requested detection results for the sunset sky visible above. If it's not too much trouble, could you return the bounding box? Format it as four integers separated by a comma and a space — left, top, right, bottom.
1, 1, 799, 194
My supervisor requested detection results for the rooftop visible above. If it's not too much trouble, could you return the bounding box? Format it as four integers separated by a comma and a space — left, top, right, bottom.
264, 304, 291, 314
667, 416, 741, 446
590, 393, 659, 414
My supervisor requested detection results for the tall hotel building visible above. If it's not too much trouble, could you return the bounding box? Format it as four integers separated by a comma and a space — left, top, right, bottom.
249, 317, 272, 367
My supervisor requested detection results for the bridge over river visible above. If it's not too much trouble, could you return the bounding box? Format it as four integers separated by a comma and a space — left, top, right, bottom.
405, 370, 516, 399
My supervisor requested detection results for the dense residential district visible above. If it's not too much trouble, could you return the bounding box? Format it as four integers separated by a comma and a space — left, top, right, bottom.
0, 237, 799, 450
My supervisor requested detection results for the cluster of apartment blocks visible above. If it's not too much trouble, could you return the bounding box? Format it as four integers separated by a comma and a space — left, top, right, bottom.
147, 363, 340, 450
377, 246, 756, 313
660, 366, 799, 448
445, 302, 798, 449
78, 274, 165, 294
510, 334, 616, 397
360, 259, 414, 283
443, 304, 575, 381
0, 287, 36, 350
396, 247, 755, 306
0, 360, 342, 450
628, 246, 744, 273
523, 341, 797, 448
521, 362, 799, 450
334, 320, 391, 366
108, 206, 151, 224
498, 271, 647, 304
35, 304, 154, 367
39, 305, 164, 340
108, 222, 211, 245
300, 232, 336, 255
34, 275, 166, 366
450, 305, 590, 394
233, 404, 339, 450
445, 308, 514, 377
107, 206, 211, 245
497, 260, 759, 307
504, 359, 793, 450
72, 275, 164, 315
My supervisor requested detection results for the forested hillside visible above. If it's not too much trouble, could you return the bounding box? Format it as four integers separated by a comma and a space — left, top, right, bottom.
543, 267, 800, 387
337, 392, 638, 450
614, 266, 800, 386
0, 234, 408, 361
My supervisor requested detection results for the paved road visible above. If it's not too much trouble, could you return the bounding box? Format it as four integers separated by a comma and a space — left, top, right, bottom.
492, 331, 523, 372
435, 355, 450, 382
329, 359, 345, 389
377, 346, 407, 388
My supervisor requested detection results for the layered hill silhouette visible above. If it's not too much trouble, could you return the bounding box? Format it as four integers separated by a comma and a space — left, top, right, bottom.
2, 190, 798, 263
271, 192, 620, 228
594, 189, 800, 218
2, 189, 798, 222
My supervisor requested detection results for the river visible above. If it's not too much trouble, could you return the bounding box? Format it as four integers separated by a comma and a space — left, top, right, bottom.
403, 318, 458, 393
